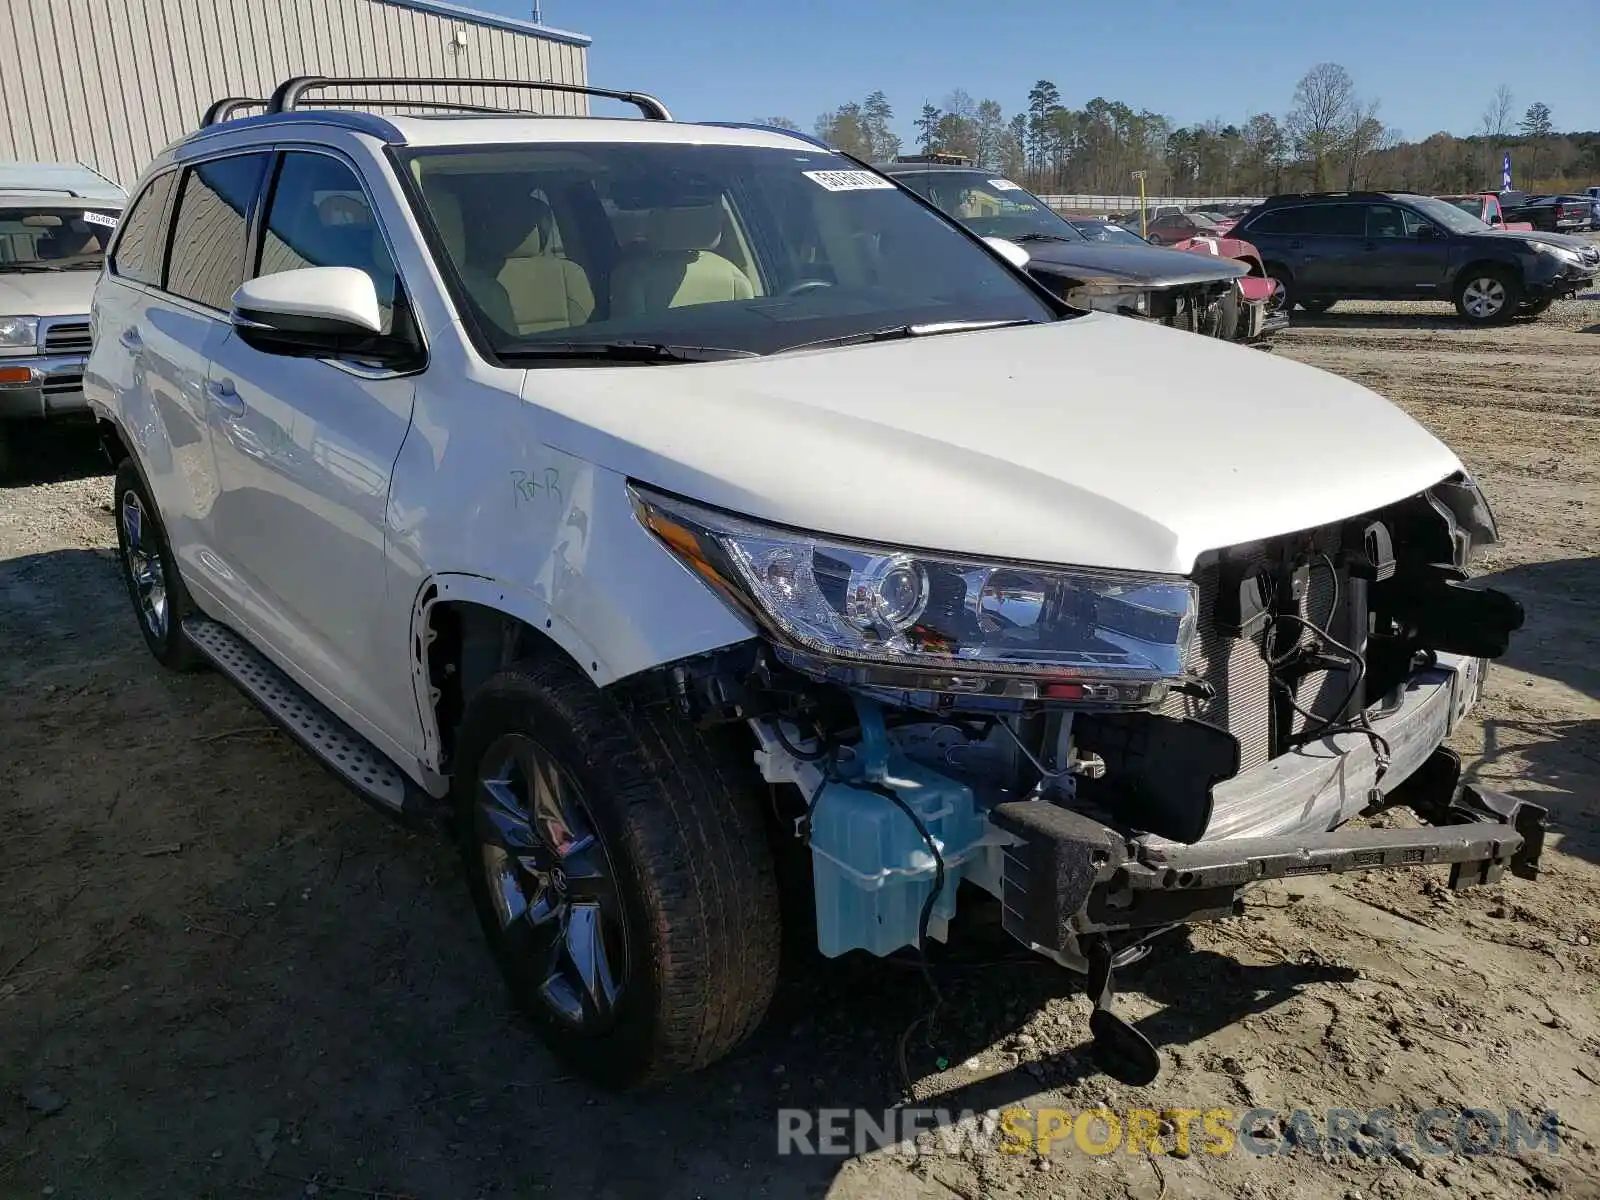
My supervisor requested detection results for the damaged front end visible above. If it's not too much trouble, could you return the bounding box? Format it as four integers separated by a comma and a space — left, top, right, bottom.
631, 475, 1545, 1082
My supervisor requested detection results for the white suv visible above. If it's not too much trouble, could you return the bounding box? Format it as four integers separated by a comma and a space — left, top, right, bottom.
87, 77, 1547, 1090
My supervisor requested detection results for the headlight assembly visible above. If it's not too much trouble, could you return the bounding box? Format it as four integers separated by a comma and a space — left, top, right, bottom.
1064, 284, 1150, 316
631, 486, 1197, 706
0, 315, 39, 354
1529, 242, 1581, 266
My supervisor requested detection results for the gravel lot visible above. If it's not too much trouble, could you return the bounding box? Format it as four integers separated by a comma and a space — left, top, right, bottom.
2, 291, 1597, 1200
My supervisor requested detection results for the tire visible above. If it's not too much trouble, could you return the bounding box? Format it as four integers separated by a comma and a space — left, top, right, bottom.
452, 656, 781, 1089
112, 458, 206, 671
1520, 296, 1554, 317
1454, 267, 1521, 325
1265, 266, 1293, 315
1298, 298, 1336, 315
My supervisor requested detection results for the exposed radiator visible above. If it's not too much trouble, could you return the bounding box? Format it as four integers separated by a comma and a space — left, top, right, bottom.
1162, 540, 1356, 772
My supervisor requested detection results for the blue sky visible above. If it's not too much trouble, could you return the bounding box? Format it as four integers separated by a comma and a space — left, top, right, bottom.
476, 0, 1597, 143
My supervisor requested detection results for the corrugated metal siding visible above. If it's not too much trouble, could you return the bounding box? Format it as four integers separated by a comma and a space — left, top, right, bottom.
0, 0, 590, 187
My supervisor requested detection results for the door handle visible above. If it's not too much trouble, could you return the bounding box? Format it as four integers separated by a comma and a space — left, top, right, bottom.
205, 378, 246, 417
118, 328, 142, 351
1287, 240, 1304, 250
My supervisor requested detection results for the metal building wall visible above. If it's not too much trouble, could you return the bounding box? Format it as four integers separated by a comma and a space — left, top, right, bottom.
0, 0, 590, 188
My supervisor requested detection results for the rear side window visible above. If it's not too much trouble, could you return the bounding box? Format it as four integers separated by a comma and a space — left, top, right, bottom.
255, 152, 401, 335
1300, 205, 1364, 237
110, 171, 178, 286
1242, 206, 1310, 236
166, 153, 270, 310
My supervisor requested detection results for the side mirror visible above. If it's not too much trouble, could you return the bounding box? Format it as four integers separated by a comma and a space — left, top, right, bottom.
1489, 214, 1503, 226
982, 236, 1031, 269
230, 266, 411, 365
1414, 224, 1438, 239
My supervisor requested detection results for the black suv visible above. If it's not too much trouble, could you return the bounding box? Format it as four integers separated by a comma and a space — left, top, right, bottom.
1232, 191, 1599, 324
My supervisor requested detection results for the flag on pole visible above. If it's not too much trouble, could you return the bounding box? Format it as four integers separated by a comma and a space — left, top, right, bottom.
1502, 153, 1512, 191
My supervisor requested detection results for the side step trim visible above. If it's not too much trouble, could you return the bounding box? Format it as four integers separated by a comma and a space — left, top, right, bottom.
183, 616, 431, 820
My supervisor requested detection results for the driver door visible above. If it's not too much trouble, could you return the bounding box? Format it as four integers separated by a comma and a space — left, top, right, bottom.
1357, 203, 1452, 297
204, 149, 422, 750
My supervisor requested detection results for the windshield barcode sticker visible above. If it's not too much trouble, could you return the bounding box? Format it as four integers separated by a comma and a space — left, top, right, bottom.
989, 179, 1023, 191
81, 211, 118, 228
803, 170, 896, 192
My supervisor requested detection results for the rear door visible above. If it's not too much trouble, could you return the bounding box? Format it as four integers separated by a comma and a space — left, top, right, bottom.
94, 153, 271, 596
204, 147, 423, 747
1289, 203, 1365, 295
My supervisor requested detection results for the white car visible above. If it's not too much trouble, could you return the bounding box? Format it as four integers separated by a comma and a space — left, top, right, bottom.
86, 76, 1547, 1090
0, 162, 126, 475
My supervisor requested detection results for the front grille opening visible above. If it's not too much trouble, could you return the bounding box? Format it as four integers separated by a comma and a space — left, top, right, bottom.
43, 321, 92, 354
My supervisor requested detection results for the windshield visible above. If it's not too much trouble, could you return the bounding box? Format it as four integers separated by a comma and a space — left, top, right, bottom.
1071, 220, 1149, 247
401, 144, 1055, 360
1441, 197, 1482, 218
1405, 196, 1494, 234
0, 206, 119, 272
889, 170, 1084, 243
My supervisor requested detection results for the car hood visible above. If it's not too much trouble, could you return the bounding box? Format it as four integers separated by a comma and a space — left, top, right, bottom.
1016, 239, 1248, 287
526, 315, 1462, 576
1480, 229, 1594, 251
0, 268, 99, 317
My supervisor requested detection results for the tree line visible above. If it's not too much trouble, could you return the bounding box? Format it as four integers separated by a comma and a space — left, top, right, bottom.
774, 65, 1598, 197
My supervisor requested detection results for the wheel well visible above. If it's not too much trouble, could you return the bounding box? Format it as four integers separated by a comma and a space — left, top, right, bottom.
420, 599, 585, 772
96, 418, 129, 470
1453, 260, 1517, 292
1263, 261, 1290, 280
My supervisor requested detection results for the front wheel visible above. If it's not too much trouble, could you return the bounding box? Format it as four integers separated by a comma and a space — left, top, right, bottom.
113, 459, 206, 671
1454, 268, 1521, 325
452, 657, 781, 1089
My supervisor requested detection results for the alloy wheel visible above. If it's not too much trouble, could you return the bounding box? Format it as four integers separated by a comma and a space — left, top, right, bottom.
120, 489, 168, 639
1461, 276, 1506, 320
1268, 277, 1288, 312
475, 732, 628, 1029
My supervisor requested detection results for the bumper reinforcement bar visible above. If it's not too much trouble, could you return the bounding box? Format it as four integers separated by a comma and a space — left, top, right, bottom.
991, 776, 1548, 1086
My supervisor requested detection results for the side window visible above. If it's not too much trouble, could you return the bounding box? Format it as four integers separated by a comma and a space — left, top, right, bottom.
1300, 204, 1364, 237
1400, 207, 1436, 236
1242, 207, 1308, 236
109, 171, 179, 286
166, 154, 270, 310
1365, 204, 1408, 238
256, 152, 400, 335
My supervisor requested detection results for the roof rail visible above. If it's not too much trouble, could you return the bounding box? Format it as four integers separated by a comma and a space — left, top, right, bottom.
699, 121, 833, 150
1261, 190, 1396, 204
265, 75, 672, 121
200, 95, 525, 128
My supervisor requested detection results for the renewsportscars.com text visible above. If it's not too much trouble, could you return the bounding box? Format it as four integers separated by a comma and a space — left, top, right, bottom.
776, 1106, 1562, 1159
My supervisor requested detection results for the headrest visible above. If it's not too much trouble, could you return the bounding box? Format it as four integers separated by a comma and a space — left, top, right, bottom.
508, 197, 558, 258
647, 204, 722, 253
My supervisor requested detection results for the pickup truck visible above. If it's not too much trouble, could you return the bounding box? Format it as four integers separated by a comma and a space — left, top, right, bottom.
1437, 192, 1532, 232
0, 161, 126, 476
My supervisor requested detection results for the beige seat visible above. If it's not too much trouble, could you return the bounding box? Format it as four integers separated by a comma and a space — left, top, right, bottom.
609, 205, 754, 318
497, 198, 595, 334
426, 185, 518, 333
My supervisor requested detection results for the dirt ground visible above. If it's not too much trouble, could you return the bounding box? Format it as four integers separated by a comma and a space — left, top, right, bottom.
2, 287, 1598, 1200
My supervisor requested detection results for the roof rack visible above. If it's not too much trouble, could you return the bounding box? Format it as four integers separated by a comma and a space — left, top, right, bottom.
699, 121, 833, 150
1260, 190, 1397, 205
200, 94, 522, 127
256, 75, 671, 122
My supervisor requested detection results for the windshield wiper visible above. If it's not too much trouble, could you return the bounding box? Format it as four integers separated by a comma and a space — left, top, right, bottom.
1011, 232, 1079, 243
775, 318, 1036, 355
499, 339, 758, 364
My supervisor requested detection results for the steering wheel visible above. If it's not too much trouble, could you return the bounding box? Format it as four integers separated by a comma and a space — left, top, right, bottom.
781, 278, 834, 297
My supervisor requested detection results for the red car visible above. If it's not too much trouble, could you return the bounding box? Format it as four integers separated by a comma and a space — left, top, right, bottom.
1166, 233, 1286, 337
1437, 192, 1533, 232
1144, 210, 1236, 244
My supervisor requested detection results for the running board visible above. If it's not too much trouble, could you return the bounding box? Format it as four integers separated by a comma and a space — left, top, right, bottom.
182, 616, 432, 821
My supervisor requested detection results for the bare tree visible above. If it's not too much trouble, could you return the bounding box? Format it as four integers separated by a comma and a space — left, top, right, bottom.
1479, 85, 1514, 185
1285, 63, 1358, 189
